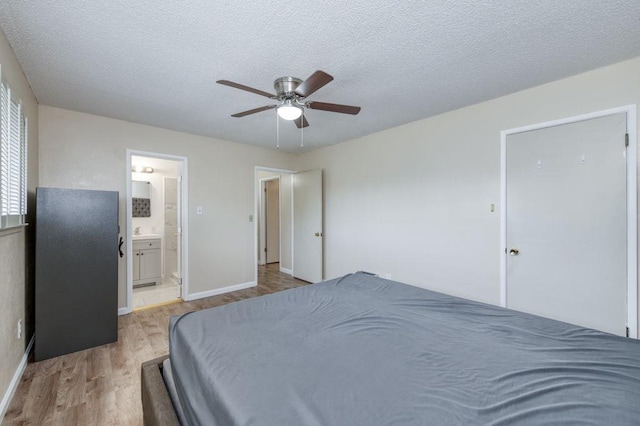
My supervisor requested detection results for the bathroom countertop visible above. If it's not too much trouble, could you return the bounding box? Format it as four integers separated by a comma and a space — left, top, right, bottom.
132, 234, 162, 240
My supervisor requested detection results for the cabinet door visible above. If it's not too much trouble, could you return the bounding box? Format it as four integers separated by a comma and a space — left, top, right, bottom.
140, 249, 161, 280
133, 250, 140, 280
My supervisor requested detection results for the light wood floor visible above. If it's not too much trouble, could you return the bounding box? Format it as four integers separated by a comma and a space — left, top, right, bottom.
3, 264, 307, 425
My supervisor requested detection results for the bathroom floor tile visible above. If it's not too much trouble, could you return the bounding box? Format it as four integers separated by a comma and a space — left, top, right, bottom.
133, 279, 180, 309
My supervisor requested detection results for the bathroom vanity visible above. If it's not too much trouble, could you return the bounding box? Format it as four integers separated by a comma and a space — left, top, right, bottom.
133, 236, 162, 288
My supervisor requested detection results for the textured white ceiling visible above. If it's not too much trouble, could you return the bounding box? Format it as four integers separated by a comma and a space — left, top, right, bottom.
1, 1, 639, 153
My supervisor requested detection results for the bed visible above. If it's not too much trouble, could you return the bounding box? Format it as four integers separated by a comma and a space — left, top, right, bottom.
142, 272, 640, 425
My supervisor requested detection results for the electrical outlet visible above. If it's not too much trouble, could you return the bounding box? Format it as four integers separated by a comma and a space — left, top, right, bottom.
17, 319, 22, 339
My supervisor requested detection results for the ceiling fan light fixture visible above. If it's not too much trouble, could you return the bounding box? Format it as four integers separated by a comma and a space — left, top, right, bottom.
277, 100, 302, 121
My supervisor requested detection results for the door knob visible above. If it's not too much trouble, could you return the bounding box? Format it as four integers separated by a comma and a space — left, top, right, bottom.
509, 248, 519, 256
315, 232, 323, 237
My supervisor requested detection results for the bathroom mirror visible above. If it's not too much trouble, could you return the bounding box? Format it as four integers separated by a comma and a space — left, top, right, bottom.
132, 180, 151, 217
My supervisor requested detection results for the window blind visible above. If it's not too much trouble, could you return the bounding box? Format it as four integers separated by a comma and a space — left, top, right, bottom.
0, 79, 9, 217
21, 114, 27, 215
0, 67, 28, 228
8, 99, 21, 215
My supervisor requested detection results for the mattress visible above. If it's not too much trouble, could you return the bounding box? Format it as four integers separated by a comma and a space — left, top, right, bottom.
169, 272, 640, 425
162, 358, 187, 425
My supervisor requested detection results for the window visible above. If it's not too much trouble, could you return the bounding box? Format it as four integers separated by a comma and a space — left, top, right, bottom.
0, 67, 28, 229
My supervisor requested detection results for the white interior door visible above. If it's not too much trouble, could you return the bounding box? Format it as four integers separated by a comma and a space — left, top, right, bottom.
265, 179, 280, 264
176, 174, 183, 297
506, 113, 628, 336
293, 169, 323, 283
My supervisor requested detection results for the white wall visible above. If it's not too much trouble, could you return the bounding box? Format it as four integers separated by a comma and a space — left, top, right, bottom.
0, 28, 38, 418
39, 105, 296, 308
296, 56, 640, 333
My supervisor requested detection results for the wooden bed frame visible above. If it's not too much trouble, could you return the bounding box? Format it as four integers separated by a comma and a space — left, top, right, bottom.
141, 355, 180, 426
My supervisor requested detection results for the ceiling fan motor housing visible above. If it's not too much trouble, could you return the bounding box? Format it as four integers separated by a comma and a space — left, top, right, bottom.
274, 77, 303, 99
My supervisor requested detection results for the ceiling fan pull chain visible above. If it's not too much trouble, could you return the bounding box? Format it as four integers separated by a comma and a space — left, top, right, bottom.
300, 110, 304, 148
276, 109, 280, 149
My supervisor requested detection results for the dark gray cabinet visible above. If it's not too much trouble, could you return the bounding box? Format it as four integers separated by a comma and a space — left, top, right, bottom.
35, 187, 119, 361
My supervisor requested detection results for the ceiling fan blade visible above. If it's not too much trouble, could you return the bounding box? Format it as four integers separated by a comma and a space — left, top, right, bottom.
307, 101, 361, 115
217, 80, 275, 98
231, 105, 277, 117
294, 115, 310, 129
294, 70, 334, 98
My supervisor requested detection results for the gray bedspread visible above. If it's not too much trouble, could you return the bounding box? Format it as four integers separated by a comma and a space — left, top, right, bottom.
169, 272, 640, 425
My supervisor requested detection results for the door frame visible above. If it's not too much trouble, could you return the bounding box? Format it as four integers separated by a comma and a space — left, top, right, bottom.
500, 105, 637, 338
254, 166, 296, 284
259, 176, 281, 265
123, 149, 190, 314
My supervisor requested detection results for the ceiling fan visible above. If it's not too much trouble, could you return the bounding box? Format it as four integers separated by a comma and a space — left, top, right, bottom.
216, 70, 361, 129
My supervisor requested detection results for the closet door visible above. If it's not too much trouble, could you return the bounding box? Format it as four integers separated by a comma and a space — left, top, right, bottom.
505, 113, 627, 336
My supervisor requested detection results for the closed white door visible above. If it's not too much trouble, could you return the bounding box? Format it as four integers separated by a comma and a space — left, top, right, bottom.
506, 113, 627, 335
176, 174, 183, 296
293, 169, 323, 283
266, 179, 280, 264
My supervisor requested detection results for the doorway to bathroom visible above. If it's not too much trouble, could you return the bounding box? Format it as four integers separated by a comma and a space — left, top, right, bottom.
126, 150, 189, 311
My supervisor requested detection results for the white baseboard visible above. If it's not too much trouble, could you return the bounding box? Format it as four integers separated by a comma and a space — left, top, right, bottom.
187, 281, 256, 301
0, 335, 34, 421
280, 267, 292, 275
118, 307, 131, 316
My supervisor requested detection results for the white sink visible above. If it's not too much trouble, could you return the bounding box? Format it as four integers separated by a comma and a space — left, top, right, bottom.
133, 234, 161, 240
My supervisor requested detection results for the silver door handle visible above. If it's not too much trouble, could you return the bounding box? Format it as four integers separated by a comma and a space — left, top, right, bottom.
509, 248, 519, 256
